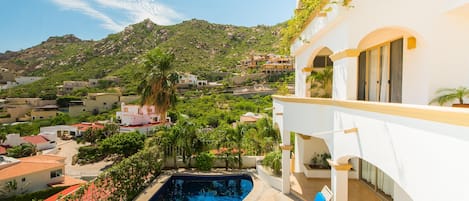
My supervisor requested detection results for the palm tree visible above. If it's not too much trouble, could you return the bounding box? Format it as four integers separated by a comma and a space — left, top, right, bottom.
430, 87, 469, 106
229, 123, 251, 169
138, 48, 179, 124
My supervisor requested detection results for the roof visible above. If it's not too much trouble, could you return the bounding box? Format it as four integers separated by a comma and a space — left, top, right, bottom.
49, 175, 86, 187
20, 155, 65, 162
22, 135, 49, 144
35, 105, 59, 109
0, 146, 6, 155
45, 184, 81, 201
72, 123, 105, 131
0, 155, 64, 180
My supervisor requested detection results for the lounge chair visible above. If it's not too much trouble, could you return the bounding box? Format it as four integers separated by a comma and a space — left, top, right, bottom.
314, 185, 333, 201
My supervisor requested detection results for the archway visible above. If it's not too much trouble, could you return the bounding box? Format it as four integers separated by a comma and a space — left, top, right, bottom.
305, 47, 334, 97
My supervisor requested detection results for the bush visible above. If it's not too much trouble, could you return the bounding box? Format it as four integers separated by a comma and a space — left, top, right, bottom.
77, 145, 105, 164
195, 152, 215, 171
262, 150, 282, 175
2, 186, 67, 201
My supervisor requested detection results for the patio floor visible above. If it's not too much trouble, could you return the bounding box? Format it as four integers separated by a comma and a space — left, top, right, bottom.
290, 173, 384, 201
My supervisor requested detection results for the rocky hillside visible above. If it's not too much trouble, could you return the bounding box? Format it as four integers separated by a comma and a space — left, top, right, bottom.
0, 19, 284, 98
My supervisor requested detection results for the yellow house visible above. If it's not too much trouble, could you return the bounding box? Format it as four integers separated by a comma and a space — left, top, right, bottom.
31, 105, 58, 120
84, 93, 120, 114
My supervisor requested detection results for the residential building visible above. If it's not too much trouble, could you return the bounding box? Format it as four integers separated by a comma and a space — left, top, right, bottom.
116, 103, 160, 126
239, 112, 265, 124
84, 93, 119, 114
68, 101, 85, 117
261, 56, 294, 74
31, 105, 58, 120
71, 122, 105, 137
57, 81, 89, 96
40, 125, 79, 138
0, 155, 65, 198
274, 1, 469, 201
2, 133, 57, 152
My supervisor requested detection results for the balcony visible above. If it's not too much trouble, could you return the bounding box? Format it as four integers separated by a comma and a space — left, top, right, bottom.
273, 95, 469, 201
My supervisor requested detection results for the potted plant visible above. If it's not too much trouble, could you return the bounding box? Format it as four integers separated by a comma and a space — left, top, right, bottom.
430, 86, 469, 108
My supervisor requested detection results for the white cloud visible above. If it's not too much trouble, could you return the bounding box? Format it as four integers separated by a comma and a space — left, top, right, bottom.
50, 0, 183, 32
50, 0, 123, 31
94, 0, 184, 25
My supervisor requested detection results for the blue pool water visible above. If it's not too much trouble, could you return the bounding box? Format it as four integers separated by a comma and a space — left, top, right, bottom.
150, 174, 253, 201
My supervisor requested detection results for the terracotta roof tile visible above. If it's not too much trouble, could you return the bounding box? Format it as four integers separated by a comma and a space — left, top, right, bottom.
0, 160, 63, 180
45, 184, 81, 201
22, 135, 49, 144
0, 146, 6, 155
20, 155, 65, 162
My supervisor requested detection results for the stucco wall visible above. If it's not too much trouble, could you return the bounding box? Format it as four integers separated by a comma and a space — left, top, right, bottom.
293, 0, 469, 105
0, 167, 64, 197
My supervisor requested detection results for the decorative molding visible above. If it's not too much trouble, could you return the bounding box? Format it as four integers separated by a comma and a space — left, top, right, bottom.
329, 49, 361, 62
343, 127, 358, 134
272, 95, 469, 127
275, 112, 284, 116
407, 36, 416, 49
327, 159, 352, 171
280, 144, 293, 151
302, 67, 313, 73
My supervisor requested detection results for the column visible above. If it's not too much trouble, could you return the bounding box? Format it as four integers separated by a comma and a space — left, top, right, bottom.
329, 49, 360, 101
329, 160, 352, 201
280, 130, 292, 194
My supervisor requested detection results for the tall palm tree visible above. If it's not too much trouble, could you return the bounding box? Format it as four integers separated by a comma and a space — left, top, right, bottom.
138, 48, 179, 124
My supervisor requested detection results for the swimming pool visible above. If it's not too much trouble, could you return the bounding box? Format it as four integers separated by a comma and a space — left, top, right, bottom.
150, 174, 253, 201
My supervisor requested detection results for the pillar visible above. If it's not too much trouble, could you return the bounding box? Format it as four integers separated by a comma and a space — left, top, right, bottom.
329, 49, 360, 101
329, 160, 352, 201
280, 130, 292, 194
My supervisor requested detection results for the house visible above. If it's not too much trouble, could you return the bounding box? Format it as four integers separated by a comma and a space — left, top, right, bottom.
31, 105, 58, 120
261, 56, 294, 74
40, 125, 79, 138
84, 93, 119, 114
274, 1, 469, 201
57, 81, 89, 96
0, 76, 43, 90
0, 155, 65, 198
240, 112, 265, 124
116, 103, 160, 126
2, 133, 57, 152
71, 122, 105, 137
0, 98, 57, 123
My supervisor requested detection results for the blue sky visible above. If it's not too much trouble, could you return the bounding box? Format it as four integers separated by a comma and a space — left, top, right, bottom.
0, 0, 296, 53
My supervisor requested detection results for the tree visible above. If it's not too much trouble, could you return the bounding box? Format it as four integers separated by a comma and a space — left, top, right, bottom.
228, 123, 250, 169
138, 48, 179, 124
99, 132, 146, 157
307, 66, 333, 98
7, 143, 36, 158
430, 86, 469, 105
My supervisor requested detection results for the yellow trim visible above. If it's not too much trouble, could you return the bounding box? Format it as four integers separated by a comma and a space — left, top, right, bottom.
329, 49, 361, 61
302, 67, 313, 73
298, 134, 312, 140
327, 159, 352, 171
407, 37, 416, 49
272, 95, 469, 127
343, 127, 358, 134
275, 112, 284, 116
280, 144, 294, 150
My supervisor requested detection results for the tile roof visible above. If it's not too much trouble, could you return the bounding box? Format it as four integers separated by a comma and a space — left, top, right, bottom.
22, 135, 49, 144
0, 155, 63, 180
45, 184, 81, 201
72, 123, 105, 131
20, 155, 65, 162
0, 146, 6, 155
49, 175, 86, 187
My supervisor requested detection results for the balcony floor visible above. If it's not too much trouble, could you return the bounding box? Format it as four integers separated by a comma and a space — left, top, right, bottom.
290, 173, 385, 201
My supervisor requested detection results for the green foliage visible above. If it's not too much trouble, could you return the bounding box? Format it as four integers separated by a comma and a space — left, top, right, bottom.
1, 186, 67, 201
99, 132, 146, 157
310, 152, 331, 169
0, 123, 39, 136
65, 144, 163, 201
430, 86, 469, 105
2, 20, 282, 98
262, 150, 282, 175
76, 145, 105, 164
56, 96, 81, 108
276, 81, 290, 95
195, 152, 215, 171
307, 66, 333, 98
7, 143, 36, 158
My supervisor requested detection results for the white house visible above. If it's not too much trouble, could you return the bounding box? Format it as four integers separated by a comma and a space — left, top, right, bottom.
2, 133, 57, 152
40, 125, 79, 137
274, 1, 469, 201
116, 103, 160, 126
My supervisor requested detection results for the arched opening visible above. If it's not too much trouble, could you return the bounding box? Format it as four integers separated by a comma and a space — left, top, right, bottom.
356, 27, 417, 103
305, 47, 334, 98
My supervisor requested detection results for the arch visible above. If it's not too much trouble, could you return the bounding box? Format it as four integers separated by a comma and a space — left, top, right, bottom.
305, 46, 335, 68
356, 26, 419, 50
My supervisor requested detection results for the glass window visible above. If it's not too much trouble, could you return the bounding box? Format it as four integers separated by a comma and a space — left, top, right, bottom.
50, 169, 62, 178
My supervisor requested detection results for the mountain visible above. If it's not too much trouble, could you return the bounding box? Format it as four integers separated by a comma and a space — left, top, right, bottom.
0, 19, 284, 98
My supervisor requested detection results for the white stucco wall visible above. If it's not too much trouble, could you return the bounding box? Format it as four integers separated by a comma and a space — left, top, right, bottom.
292, 0, 469, 105
275, 98, 469, 201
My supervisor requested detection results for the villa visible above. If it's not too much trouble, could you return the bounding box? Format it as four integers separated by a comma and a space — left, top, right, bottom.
274, 0, 469, 201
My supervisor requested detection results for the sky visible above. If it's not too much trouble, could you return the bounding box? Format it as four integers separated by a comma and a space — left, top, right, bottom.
0, 0, 296, 53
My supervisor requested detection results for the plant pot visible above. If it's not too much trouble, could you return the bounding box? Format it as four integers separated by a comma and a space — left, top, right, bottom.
452, 104, 469, 108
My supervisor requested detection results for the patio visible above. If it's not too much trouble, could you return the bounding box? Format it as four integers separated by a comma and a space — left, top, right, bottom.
290, 173, 385, 201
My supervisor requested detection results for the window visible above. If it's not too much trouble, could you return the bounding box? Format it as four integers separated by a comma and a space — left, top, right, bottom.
21, 177, 26, 182
360, 160, 394, 199
357, 38, 403, 103
50, 169, 62, 178
313, 56, 333, 68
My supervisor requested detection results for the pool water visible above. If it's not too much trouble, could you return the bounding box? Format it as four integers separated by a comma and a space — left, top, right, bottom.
150, 174, 253, 201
